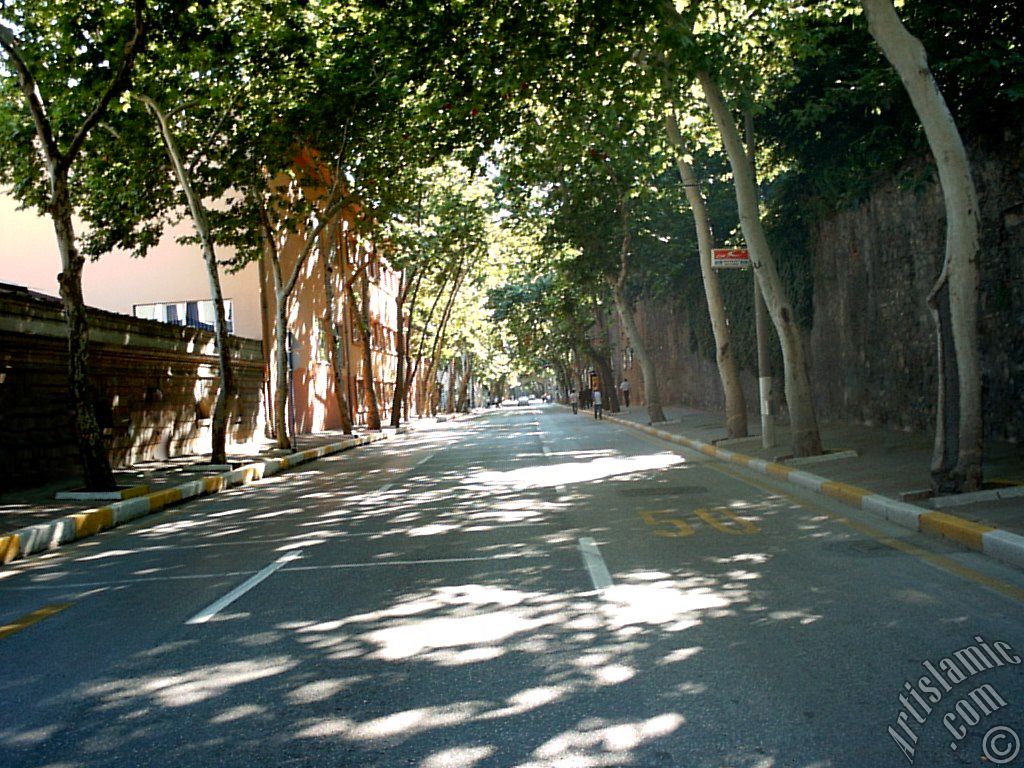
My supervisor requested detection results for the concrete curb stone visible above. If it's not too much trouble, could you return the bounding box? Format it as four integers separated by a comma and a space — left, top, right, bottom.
579, 407, 1024, 572
0, 433, 386, 567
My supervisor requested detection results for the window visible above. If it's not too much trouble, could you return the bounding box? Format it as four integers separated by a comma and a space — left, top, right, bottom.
316, 319, 330, 363
134, 299, 234, 334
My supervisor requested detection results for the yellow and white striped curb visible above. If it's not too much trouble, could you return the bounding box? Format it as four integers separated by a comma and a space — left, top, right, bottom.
0, 433, 386, 566
595, 409, 1024, 572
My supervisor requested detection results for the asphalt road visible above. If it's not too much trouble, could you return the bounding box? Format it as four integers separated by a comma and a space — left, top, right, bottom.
1, 405, 1022, 768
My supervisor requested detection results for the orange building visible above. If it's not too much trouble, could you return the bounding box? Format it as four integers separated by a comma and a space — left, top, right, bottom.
258, 215, 411, 434
2, 183, 423, 445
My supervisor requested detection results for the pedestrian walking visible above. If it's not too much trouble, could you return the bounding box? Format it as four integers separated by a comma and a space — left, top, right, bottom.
619, 378, 631, 408
593, 388, 603, 420
569, 388, 579, 414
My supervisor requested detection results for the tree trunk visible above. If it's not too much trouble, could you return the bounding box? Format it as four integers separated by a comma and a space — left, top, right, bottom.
455, 356, 473, 411
52, 176, 117, 490
261, 239, 292, 450
1, 2, 145, 491
698, 70, 822, 457
608, 280, 665, 423
665, 111, 747, 438
346, 273, 381, 430
406, 270, 452, 418
445, 358, 458, 413
609, 190, 664, 423
861, 0, 982, 491
389, 271, 417, 428
390, 302, 406, 428
145, 96, 235, 464
274, 289, 291, 450
420, 258, 466, 418
323, 226, 353, 434
589, 311, 621, 413
257, 191, 347, 449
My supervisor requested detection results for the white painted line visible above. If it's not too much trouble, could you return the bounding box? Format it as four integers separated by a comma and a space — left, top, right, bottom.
578, 537, 614, 591
286, 553, 550, 572
186, 550, 303, 625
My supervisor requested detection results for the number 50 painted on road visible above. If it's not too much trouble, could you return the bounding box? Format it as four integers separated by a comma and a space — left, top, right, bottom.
639, 507, 759, 537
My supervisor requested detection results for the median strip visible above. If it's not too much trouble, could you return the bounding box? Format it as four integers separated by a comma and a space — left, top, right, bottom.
0, 433, 386, 567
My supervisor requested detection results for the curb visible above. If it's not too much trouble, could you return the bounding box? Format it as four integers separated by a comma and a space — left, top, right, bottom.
579, 407, 1024, 572
0, 433, 386, 567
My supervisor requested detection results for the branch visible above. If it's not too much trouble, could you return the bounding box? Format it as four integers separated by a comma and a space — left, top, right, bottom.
188, 86, 248, 177
255, 192, 281, 278
281, 189, 349, 299
65, 0, 147, 167
615, 189, 631, 290
0, 22, 61, 168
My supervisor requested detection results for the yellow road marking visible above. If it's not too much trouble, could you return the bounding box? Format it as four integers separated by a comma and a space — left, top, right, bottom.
695, 507, 759, 535
612, 425, 1024, 601
639, 510, 695, 537
0, 602, 73, 641
708, 461, 1024, 604
203, 476, 226, 493
120, 485, 151, 500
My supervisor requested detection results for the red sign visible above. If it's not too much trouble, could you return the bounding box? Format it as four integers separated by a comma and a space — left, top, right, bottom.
712, 248, 750, 269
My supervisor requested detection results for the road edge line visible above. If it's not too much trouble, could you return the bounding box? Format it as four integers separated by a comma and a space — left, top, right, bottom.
568, 406, 1024, 572
0, 433, 387, 567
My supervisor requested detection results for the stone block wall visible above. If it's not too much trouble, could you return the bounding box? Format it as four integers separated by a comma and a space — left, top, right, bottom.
0, 284, 267, 488
609, 143, 1023, 443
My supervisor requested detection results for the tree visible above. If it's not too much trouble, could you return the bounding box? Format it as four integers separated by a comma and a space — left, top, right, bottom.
321, 221, 354, 435
861, 0, 982, 492
663, 102, 748, 438
696, 69, 822, 455
0, 0, 147, 489
257, 174, 347, 449
645, 1, 824, 455
344, 239, 382, 431
139, 94, 237, 465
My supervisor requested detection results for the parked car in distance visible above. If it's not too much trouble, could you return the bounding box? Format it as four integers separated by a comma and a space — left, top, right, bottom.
517, 395, 530, 406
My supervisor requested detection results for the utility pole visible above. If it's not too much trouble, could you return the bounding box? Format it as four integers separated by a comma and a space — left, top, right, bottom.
754, 276, 775, 449
746, 110, 775, 449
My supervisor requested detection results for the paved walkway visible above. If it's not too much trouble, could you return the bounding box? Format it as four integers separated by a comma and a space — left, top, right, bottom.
0, 416, 463, 537
597, 404, 1024, 537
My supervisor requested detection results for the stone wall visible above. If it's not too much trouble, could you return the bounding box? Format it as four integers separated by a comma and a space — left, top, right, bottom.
0, 284, 267, 488
809, 145, 1024, 441
613, 143, 1024, 442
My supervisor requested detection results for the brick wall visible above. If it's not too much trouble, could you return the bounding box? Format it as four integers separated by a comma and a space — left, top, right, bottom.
0, 284, 267, 488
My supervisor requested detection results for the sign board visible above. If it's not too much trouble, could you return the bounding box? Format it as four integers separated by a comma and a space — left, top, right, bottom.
712, 248, 750, 269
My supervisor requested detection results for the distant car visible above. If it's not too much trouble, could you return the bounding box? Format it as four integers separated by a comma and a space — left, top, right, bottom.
517, 395, 530, 406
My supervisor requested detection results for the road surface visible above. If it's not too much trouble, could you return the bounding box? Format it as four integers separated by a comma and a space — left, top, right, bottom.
1, 405, 1022, 767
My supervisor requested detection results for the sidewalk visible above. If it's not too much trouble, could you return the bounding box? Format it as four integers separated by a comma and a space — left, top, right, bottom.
0, 409, 488, 563
0, 429, 379, 537
605, 405, 1024, 535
